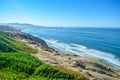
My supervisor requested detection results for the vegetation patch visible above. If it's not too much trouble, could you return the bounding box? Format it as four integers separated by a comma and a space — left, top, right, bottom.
0, 31, 89, 80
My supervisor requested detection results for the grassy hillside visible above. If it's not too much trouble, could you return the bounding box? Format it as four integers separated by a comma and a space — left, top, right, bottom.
0, 31, 89, 80
0, 32, 37, 53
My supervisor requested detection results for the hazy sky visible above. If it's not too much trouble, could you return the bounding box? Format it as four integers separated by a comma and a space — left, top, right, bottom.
0, 0, 120, 27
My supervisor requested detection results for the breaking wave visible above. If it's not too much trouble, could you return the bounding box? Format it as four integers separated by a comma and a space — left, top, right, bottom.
43, 38, 120, 68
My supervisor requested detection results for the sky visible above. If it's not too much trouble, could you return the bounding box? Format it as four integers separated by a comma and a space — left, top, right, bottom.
0, 0, 120, 27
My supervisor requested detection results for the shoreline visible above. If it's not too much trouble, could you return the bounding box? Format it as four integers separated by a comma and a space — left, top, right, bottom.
8, 31, 120, 80
38, 36, 120, 69
46, 43, 120, 69
44, 41, 120, 69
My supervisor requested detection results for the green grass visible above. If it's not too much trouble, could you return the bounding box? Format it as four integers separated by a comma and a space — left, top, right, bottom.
0, 52, 88, 80
0, 52, 42, 79
0, 31, 89, 80
0, 31, 37, 53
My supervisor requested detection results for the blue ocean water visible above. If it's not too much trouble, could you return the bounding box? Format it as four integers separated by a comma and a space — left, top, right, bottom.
21, 27, 120, 68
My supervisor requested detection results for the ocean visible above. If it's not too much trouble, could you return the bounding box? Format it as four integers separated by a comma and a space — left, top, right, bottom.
20, 27, 120, 68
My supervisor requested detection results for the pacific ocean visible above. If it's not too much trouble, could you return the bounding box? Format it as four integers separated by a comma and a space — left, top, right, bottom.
21, 27, 120, 68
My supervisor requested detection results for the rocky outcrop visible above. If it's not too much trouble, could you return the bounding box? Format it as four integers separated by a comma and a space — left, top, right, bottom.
0, 25, 55, 52
72, 57, 120, 80
7, 31, 48, 48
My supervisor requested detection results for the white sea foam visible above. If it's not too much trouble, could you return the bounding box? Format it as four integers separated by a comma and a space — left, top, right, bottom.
43, 38, 120, 68
27, 34, 120, 68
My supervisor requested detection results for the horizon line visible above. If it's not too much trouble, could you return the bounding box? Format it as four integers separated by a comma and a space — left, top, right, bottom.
0, 22, 120, 28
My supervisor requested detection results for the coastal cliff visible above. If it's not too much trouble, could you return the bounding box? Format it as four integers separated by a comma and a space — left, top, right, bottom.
0, 25, 120, 80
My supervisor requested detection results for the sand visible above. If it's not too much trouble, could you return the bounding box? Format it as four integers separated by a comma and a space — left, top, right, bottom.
20, 39, 120, 80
